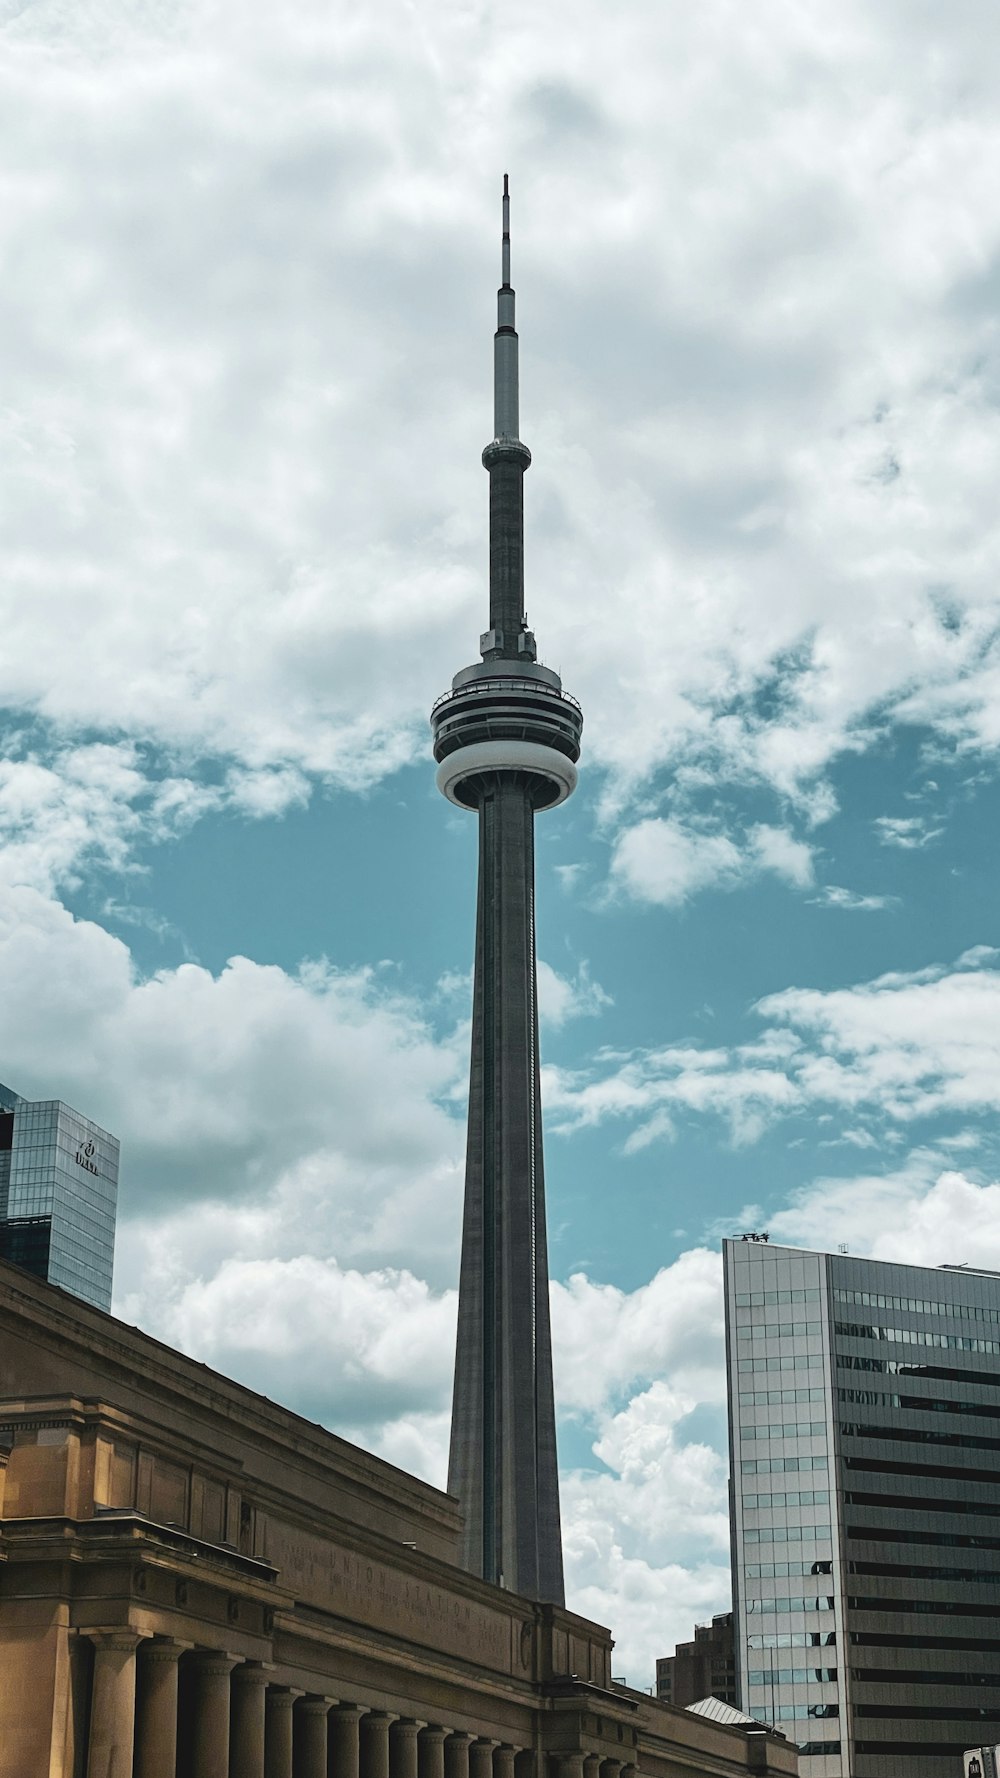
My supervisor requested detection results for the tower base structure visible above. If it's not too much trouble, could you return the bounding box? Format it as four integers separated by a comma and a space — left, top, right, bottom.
449, 767, 563, 1602
432, 658, 582, 1604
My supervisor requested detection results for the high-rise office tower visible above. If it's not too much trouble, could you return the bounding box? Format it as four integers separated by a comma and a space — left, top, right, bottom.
724, 1236, 1000, 1778
430, 181, 582, 1602
0, 1080, 119, 1310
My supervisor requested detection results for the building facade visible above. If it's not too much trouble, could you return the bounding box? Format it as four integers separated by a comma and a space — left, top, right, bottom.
430, 181, 582, 1604
0, 1079, 118, 1310
724, 1237, 1000, 1778
0, 1258, 796, 1778
656, 1614, 737, 1709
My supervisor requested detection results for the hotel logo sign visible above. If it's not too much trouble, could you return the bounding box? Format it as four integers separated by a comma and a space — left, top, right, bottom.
75, 1139, 99, 1176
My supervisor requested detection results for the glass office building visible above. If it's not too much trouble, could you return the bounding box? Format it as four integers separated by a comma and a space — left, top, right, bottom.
724, 1237, 1000, 1778
0, 1080, 118, 1310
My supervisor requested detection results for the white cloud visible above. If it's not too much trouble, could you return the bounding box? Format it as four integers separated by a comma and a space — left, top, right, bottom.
768, 1161, 1000, 1274
0, 738, 317, 904
546, 1042, 800, 1148
552, 1253, 732, 1681
610, 819, 744, 906
0, 742, 151, 892
759, 954, 1000, 1121
747, 823, 815, 888
0, 884, 464, 1271
873, 815, 943, 849
552, 1249, 725, 1416
553, 863, 587, 893
548, 951, 1000, 1150
810, 884, 897, 911
562, 1394, 731, 1684
136, 1252, 458, 1431
610, 816, 817, 907
536, 958, 612, 1027
225, 766, 311, 819
0, 0, 1000, 827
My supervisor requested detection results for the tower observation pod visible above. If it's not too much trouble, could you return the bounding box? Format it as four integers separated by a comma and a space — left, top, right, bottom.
430, 179, 582, 1604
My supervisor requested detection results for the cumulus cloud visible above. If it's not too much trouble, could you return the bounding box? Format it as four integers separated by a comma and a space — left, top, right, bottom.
131, 1253, 458, 1430
536, 958, 612, 1027
546, 1039, 800, 1148
562, 1388, 731, 1685
611, 819, 744, 906
0, 0, 1000, 831
609, 816, 817, 907
0, 883, 465, 1271
552, 1248, 725, 1416
766, 1158, 1000, 1269
747, 823, 815, 889
758, 954, 1000, 1122
0, 741, 212, 894
552, 1254, 732, 1680
547, 950, 1000, 1151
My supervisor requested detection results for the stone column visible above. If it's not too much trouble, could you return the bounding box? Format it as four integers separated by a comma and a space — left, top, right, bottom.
231, 1663, 272, 1778
494, 1748, 518, 1778
552, 1758, 585, 1778
361, 1710, 398, 1778
86, 1629, 146, 1778
582, 1758, 602, 1778
328, 1703, 365, 1778
391, 1718, 426, 1778
135, 1638, 188, 1778
191, 1652, 238, 1778
266, 1687, 304, 1778
297, 1697, 333, 1778
444, 1729, 474, 1778
599, 1763, 622, 1778
419, 1726, 449, 1778
470, 1740, 498, 1778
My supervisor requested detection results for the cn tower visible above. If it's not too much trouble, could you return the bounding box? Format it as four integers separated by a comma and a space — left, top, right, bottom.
431, 179, 582, 1603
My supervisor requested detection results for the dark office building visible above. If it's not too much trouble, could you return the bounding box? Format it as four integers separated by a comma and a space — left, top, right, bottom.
725, 1237, 1000, 1778
0, 1079, 118, 1309
656, 1613, 737, 1709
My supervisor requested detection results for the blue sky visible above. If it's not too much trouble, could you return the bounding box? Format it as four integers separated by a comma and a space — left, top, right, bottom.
4, 0, 1000, 1685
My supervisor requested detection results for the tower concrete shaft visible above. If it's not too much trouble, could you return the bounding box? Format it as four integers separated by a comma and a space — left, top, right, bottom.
431, 180, 582, 1604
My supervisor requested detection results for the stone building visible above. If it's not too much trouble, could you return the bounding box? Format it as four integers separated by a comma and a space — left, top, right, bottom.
0, 1259, 795, 1778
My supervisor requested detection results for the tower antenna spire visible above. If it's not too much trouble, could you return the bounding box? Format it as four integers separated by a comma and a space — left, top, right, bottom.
494, 175, 519, 445
483, 176, 533, 660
